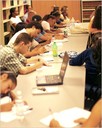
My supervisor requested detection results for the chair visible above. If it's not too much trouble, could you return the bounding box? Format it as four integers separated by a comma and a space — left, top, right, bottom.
84, 73, 101, 111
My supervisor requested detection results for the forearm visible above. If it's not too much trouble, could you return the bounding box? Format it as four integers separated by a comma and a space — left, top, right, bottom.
10, 91, 17, 101
24, 50, 39, 57
19, 61, 43, 74
0, 102, 14, 112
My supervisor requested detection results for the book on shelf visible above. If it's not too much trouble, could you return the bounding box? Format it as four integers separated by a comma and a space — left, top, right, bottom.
4, 23, 7, 32
23, 0, 27, 4
2, 0, 6, 8
10, 0, 14, 6
17, 0, 19, 5
5, 36, 10, 45
3, 10, 6, 20
83, 1, 101, 9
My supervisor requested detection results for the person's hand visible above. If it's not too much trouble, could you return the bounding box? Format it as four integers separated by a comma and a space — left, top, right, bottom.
45, 39, 51, 45
55, 34, 64, 40
74, 118, 87, 125
38, 46, 47, 54
49, 119, 61, 128
39, 58, 50, 66
56, 29, 62, 33
1, 101, 14, 112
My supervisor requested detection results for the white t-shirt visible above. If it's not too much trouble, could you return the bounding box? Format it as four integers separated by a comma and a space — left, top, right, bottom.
41, 21, 50, 31
23, 12, 28, 22
8, 28, 39, 47
0, 96, 11, 105
10, 16, 22, 25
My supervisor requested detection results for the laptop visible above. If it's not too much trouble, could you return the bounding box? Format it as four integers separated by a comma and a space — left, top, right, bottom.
36, 52, 69, 86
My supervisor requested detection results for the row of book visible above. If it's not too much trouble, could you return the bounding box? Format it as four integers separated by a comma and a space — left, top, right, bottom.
83, 1, 101, 9
2, 0, 28, 8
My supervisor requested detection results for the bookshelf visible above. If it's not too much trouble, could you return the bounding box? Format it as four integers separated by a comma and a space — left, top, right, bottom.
0, 0, 31, 45
81, 0, 101, 22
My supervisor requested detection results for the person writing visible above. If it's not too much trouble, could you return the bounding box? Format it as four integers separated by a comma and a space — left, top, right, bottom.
0, 71, 17, 112
88, 5, 102, 33
49, 99, 102, 128
0, 33, 48, 76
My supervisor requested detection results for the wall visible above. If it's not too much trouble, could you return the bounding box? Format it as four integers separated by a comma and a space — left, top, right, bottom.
32, 0, 81, 21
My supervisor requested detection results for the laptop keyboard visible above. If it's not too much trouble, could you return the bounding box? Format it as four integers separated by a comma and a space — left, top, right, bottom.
45, 75, 61, 83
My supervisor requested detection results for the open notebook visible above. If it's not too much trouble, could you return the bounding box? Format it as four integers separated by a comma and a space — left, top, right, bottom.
40, 107, 91, 127
36, 52, 69, 86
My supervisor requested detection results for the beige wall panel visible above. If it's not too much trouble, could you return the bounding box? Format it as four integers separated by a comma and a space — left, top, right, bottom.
32, 0, 81, 21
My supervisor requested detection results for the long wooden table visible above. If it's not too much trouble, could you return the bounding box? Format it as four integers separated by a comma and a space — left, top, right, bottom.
0, 33, 88, 127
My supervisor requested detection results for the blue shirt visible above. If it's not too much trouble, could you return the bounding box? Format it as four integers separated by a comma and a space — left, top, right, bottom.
34, 31, 46, 43
69, 48, 99, 85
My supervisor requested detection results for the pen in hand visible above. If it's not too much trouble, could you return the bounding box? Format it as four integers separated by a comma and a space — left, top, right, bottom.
49, 108, 55, 118
49, 108, 61, 128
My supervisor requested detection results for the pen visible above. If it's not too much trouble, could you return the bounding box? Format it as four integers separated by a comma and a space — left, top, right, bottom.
38, 88, 46, 91
27, 107, 33, 111
49, 108, 55, 118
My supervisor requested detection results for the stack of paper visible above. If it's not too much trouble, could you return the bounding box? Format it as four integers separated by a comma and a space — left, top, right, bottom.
40, 107, 91, 127
32, 87, 59, 95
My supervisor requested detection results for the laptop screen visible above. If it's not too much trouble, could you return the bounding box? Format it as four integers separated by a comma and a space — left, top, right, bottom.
59, 52, 69, 80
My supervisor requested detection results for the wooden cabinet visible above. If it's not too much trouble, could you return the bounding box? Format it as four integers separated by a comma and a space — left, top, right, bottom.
81, 0, 101, 22
0, 0, 31, 45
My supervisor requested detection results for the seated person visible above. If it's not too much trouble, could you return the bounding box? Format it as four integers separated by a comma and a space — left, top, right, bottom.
32, 15, 52, 43
51, 11, 66, 28
88, 5, 102, 33
26, 10, 36, 24
50, 6, 60, 16
60, 6, 70, 23
8, 21, 48, 57
69, 34, 101, 103
9, 8, 22, 30
49, 99, 102, 128
0, 33, 48, 76
0, 71, 17, 112
14, 22, 27, 34
41, 14, 62, 34
23, 5, 37, 23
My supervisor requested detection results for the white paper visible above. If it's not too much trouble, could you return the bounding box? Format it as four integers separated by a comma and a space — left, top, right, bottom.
0, 105, 32, 122
40, 107, 91, 128
32, 87, 59, 95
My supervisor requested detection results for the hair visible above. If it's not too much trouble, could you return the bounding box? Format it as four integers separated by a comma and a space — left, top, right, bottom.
9, 8, 16, 19
53, 6, 59, 12
51, 11, 60, 17
91, 33, 101, 72
32, 15, 42, 22
43, 14, 55, 21
92, 5, 102, 30
14, 22, 27, 33
61, 6, 68, 18
26, 21, 43, 32
0, 71, 17, 85
50, 6, 59, 15
61, 6, 68, 12
14, 33, 33, 45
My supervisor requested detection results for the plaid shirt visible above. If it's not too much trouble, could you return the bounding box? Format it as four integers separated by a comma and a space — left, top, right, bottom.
0, 45, 27, 76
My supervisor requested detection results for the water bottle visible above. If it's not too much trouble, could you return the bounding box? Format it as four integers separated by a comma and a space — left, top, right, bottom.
70, 17, 75, 28
51, 35, 55, 43
15, 90, 25, 120
64, 27, 68, 38
52, 42, 58, 57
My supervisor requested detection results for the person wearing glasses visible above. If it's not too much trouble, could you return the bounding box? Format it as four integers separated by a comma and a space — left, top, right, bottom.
0, 33, 48, 76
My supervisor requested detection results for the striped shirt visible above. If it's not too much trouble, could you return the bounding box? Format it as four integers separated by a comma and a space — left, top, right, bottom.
0, 45, 27, 76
